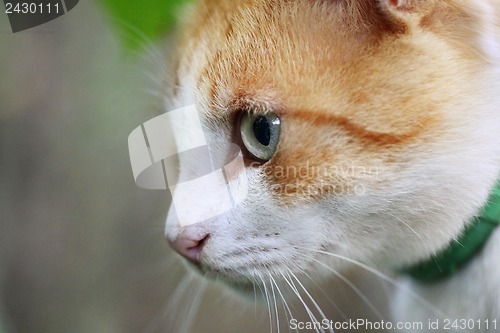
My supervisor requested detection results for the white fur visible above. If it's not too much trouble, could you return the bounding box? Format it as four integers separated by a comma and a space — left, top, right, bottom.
164, 1, 500, 331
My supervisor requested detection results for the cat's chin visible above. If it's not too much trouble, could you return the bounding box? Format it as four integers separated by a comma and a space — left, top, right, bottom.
184, 261, 255, 291
184, 261, 277, 300
223, 279, 259, 299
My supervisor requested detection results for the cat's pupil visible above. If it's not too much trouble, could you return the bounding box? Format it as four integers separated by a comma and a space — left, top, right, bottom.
253, 116, 271, 146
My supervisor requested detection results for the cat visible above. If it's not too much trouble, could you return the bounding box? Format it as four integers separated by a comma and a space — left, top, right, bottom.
162, 0, 500, 331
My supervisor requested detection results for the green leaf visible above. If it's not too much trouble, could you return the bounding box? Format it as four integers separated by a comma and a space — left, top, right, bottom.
95, 0, 190, 50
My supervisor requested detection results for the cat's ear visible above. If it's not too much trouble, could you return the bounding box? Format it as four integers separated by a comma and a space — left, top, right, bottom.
378, 0, 435, 24
378, 0, 499, 62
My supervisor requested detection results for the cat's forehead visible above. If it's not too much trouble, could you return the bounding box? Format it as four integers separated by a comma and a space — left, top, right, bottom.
173, 0, 489, 158
179, 0, 457, 139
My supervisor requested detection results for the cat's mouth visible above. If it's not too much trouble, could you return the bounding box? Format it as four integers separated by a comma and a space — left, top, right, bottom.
184, 261, 259, 294
183, 256, 285, 287
196, 262, 264, 282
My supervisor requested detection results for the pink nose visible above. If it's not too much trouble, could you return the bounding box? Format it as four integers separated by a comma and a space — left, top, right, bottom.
168, 233, 209, 265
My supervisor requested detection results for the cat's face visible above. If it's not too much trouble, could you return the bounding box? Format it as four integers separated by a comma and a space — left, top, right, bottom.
165, 0, 500, 290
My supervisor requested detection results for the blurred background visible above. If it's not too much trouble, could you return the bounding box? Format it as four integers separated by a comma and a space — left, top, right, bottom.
0, 1, 176, 332
0, 1, 392, 332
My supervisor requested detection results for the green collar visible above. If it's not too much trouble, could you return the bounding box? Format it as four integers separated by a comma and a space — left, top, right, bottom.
403, 181, 500, 282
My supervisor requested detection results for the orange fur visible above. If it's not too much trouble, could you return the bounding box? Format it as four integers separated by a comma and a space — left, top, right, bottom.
173, 0, 499, 203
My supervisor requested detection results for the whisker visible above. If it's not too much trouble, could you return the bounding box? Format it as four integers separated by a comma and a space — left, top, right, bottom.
386, 212, 424, 244
254, 273, 266, 301
258, 274, 274, 333
287, 270, 334, 333
270, 274, 297, 333
253, 278, 258, 317
281, 272, 323, 333
299, 269, 348, 321
269, 274, 281, 333
305, 255, 384, 321
296, 246, 446, 318
178, 276, 208, 333
385, 212, 445, 271
161, 273, 197, 333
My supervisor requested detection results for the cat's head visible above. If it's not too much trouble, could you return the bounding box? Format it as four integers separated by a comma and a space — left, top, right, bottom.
164, 0, 500, 290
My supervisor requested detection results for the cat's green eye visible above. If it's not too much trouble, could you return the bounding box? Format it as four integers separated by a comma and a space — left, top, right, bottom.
240, 111, 281, 162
